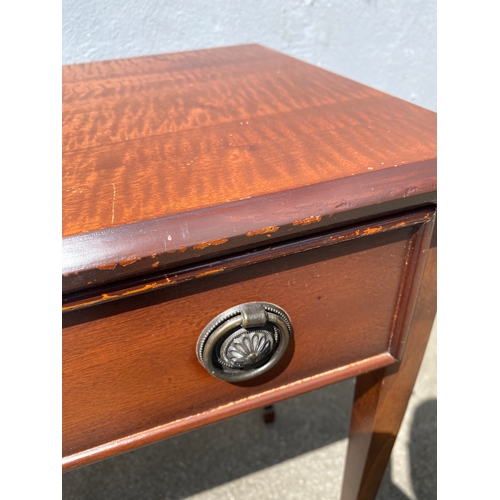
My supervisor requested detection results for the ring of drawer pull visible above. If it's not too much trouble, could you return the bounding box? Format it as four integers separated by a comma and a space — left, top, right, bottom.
196, 302, 293, 382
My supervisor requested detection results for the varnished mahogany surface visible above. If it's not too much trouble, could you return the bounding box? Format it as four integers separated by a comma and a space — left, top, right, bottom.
63, 209, 432, 312
62, 211, 434, 470
62, 47, 437, 495
341, 223, 437, 500
62, 44, 436, 293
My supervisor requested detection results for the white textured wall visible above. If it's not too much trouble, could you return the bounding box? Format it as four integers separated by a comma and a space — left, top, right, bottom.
63, 0, 436, 111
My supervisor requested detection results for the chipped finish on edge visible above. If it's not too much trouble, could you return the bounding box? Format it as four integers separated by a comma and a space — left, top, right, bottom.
119, 258, 140, 267
363, 226, 383, 235
63, 160, 437, 295
62, 208, 434, 313
293, 215, 322, 226
97, 263, 117, 271
167, 247, 187, 254
195, 268, 225, 278
62, 280, 172, 312
246, 226, 280, 236
193, 238, 229, 250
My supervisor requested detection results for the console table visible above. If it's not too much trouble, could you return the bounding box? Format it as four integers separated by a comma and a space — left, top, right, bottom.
62, 44, 436, 500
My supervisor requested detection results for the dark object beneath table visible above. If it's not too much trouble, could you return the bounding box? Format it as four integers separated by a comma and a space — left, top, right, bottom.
263, 405, 275, 424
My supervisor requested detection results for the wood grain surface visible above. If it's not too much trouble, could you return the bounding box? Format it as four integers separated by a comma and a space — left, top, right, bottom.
63, 208, 433, 312
62, 44, 436, 293
62, 212, 434, 470
341, 221, 437, 500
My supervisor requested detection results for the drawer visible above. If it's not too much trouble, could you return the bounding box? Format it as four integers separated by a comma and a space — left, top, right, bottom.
62, 209, 434, 470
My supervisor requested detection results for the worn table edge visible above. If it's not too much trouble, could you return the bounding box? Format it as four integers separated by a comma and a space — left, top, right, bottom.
62, 159, 436, 294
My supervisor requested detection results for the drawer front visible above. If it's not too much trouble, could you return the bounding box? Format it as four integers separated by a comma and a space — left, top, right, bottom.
63, 210, 435, 469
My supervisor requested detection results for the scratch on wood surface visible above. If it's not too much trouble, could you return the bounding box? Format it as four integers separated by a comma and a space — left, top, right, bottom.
405, 186, 420, 197
111, 183, 116, 224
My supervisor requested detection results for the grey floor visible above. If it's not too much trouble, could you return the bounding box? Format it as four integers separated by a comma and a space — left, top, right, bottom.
63, 320, 436, 500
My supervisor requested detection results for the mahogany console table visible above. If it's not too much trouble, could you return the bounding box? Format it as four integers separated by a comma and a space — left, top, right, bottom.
62, 44, 436, 499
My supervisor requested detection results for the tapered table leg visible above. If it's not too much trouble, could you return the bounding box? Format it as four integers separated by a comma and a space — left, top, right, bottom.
340, 231, 436, 500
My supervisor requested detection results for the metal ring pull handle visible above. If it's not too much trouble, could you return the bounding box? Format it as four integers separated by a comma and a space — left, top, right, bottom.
196, 302, 292, 382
